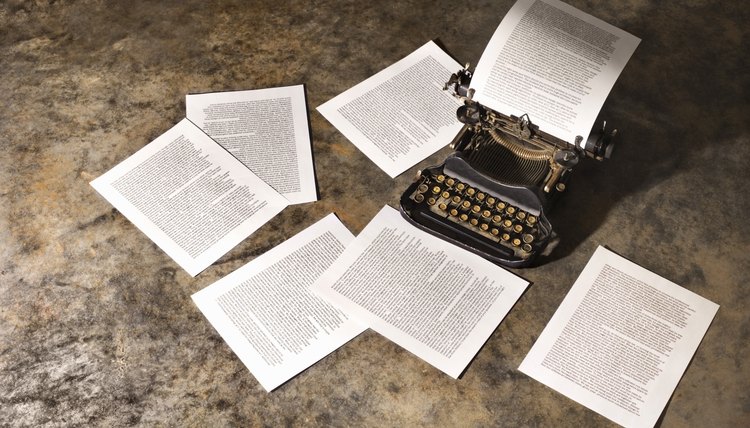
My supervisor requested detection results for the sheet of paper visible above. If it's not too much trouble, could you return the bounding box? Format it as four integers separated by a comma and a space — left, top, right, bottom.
317, 41, 464, 178
470, 0, 640, 145
192, 213, 366, 392
313, 205, 529, 378
186, 85, 317, 204
90, 119, 288, 277
519, 246, 719, 428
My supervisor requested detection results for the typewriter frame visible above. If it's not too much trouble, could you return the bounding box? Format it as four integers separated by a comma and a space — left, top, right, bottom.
399, 68, 614, 268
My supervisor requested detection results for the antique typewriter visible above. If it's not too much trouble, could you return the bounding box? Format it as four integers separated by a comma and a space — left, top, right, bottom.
400, 68, 616, 268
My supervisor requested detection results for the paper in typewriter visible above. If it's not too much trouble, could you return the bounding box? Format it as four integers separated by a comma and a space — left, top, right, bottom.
317, 41, 464, 178
519, 246, 718, 428
312, 205, 529, 378
192, 214, 366, 392
186, 85, 317, 204
90, 119, 288, 277
470, 0, 640, 145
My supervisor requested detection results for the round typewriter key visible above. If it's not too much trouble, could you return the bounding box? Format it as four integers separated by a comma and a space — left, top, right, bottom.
418, 184, 428, 193
415, 194, 424, 203
446, 178, 455, 186
436, 174, 445, 182
452, 196, 461, 204
512, 238, 521, 247
503, 219, 513, 228
472, 205, 481, 213
439, 203, 447, 211
476, 192, 485, 201
522, 243, 533, 252
491, 228, 499, 236
470, 218, 478, 226
456, 183, 465, 191
482, 210, 491, 218
527, 215, 537, 225
502, 233, 510, 241
460, 214, 469, 222
496, 202, 506, 210
441, 191, 450, 199
432, 186, 441, 194
480, 223, 489, 231
450, 208, 459, 216
506, 206, 516, 215
461, 201, 471, 209
466, 188, 476, 196
427, 197, 436, 205
517, 211, 526, 221
492, 215, 502, 223
522, 233, 534, 244
487, 197, 496, 205
513, 224, 523, 233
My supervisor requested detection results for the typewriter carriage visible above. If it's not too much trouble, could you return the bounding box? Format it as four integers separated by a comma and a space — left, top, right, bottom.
399, 67, 616, 267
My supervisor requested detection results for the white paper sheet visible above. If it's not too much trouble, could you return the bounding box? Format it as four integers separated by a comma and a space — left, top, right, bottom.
519, 246, 719, 428
317, 41, 464, 178
470, 0, 640, 145
186, 85, 317, 204
90, 119, 288, 276
192, 213, 366, 392
312, 205, 529, 378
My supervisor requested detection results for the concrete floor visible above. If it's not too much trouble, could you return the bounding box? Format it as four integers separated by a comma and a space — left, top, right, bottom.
1, 0, 748, 426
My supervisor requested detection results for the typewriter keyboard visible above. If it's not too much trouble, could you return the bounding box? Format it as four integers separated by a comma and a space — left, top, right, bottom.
409, 172, 542, 259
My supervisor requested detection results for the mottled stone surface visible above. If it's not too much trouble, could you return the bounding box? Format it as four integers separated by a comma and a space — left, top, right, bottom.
1, 0, 748, 426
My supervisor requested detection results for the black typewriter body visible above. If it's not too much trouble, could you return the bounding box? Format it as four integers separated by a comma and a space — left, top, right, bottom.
400, 69, 615, 268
